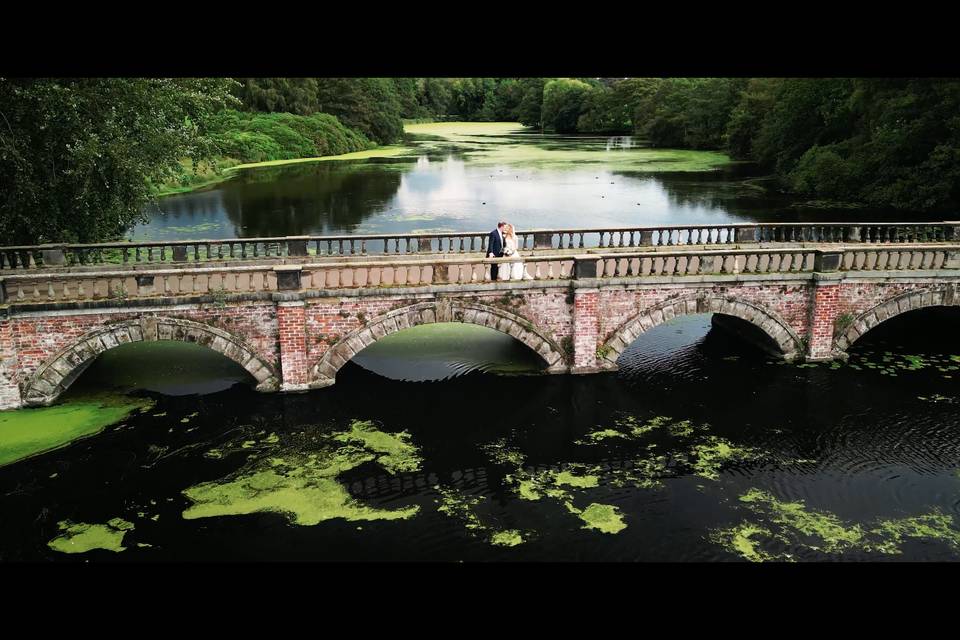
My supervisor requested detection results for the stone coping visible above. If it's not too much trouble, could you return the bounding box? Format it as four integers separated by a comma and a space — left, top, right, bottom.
5, 268, 960, 317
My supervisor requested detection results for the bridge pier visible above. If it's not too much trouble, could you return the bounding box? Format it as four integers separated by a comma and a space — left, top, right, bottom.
277, 300, 310, 391
0, 317, 21, 410
806, 281, 843, 360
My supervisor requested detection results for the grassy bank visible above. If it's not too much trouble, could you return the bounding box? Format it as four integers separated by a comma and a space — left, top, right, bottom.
152, 146, 413, 197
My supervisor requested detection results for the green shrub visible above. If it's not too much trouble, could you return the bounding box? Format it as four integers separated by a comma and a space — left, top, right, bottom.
207, 110, 374, 164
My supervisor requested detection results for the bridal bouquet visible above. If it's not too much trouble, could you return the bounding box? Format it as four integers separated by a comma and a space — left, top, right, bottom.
503, 247, 515, 257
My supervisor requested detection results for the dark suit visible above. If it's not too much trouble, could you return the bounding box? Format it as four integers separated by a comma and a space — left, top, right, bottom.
487, 229, 504, 280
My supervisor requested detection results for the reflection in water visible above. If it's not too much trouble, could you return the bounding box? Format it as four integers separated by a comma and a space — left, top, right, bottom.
134, 124, 936, 242
350, 323, 544, 382
605, 136, 634, 151
76, 341, 254, 396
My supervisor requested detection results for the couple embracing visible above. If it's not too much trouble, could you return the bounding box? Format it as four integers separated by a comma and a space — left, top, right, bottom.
487, 221, 532, 281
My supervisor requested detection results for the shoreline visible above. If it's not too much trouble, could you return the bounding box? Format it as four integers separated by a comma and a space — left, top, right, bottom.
153, 146, 413, 198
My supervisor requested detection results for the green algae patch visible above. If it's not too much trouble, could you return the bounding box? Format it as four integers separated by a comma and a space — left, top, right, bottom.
690, 437, 760, 481
333, 420, 422, 474
552, 470, 600, 489
575, 415, 686, 444
435, 485, 530, 546
738, 489, 863, 552
566, 502, 627, 534
710, 523, 782, 562
866, 513, 960, 555
436, 486, 485, 532
182, 465, 417, 525
578, 429, 628, 443
712, 488, 960, 561
0, 393, 154, 467
182, 421, 422, 526
482, 439, 526, 467
490, 529, 525, 547
404, 122, 730, 172
48, 518, 134, 554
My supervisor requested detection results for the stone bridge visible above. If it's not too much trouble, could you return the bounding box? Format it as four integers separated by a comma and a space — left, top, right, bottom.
3, 221, 960, 410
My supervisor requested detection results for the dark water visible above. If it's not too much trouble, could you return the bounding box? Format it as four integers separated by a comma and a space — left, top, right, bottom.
134, 126, 935, 241
3, 308, 959, 561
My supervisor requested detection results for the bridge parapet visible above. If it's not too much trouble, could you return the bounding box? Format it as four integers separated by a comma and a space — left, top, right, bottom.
4, 222, 957, 270
4, 245, 960, 307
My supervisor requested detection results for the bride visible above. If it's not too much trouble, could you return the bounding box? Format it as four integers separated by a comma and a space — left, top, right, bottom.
501, 223, 532, 280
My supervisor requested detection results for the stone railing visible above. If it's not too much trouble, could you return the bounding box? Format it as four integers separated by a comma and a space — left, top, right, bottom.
4, 221, 958, 270
3, 246, 960, 305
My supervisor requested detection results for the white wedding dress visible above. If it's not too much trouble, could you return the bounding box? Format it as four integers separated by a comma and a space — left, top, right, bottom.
502, 234, 527, 280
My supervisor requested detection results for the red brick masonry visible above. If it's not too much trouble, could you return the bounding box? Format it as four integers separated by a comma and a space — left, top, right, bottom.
3, 278, 958, 409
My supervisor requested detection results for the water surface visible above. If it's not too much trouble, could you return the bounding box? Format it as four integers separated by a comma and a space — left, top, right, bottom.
2, 308, 958, 561
135, 123, 934, 242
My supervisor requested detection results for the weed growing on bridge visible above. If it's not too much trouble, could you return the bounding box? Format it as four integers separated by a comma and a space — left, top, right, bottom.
833, 312, 856, 337
210, 286, 228, 309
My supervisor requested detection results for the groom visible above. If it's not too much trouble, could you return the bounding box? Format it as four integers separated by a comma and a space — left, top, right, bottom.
487, 221, 507, 281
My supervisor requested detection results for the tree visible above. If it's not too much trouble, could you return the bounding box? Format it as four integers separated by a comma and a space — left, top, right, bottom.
391, 78, 424, 119
576, 82, 632, 133
515, 78, 546, 128
483, 79, 525, 121
238, 78, 319, 115
418, 77, 453, 117
315, 78, 404, 145
725, 78, 781, 159
0, 77, 238, 244
541, 78, 592, 133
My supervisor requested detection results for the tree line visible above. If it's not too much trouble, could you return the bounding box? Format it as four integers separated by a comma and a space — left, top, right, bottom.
2, 77, 959, 245
237, 77, 960, 212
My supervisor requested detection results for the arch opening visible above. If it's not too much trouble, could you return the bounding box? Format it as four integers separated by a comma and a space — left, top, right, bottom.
311, 301, 568, 387
836, 289, 960, 354
599, 295, 802, 369
72, 340, 259, 397
347, 322, 546, 382
21, 318, 279, 407
843, 305, 960, 356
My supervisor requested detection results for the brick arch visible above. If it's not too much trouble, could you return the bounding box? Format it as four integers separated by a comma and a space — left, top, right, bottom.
20, 316, 279, 407
310, 300, 568, 387
834, 287, 957, 353
599, 294, 802, 366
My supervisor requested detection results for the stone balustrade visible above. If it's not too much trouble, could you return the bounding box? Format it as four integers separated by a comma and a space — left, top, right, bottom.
3, 245, 960, 306
4, 221, 958, 270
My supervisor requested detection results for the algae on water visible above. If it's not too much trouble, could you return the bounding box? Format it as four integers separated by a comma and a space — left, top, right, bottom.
712, 488, 960, 561
434, 485, 529, 547
182, 420, 422, 526
48, 518, 135, 554
0, 393, 154, 467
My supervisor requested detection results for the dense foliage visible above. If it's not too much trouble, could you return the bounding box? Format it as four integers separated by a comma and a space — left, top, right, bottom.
4, 77, 958, 246
0, 77, 237, 244
388, 76, 960, 211
237, 78, 405, 145
208, 110, 373, 163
